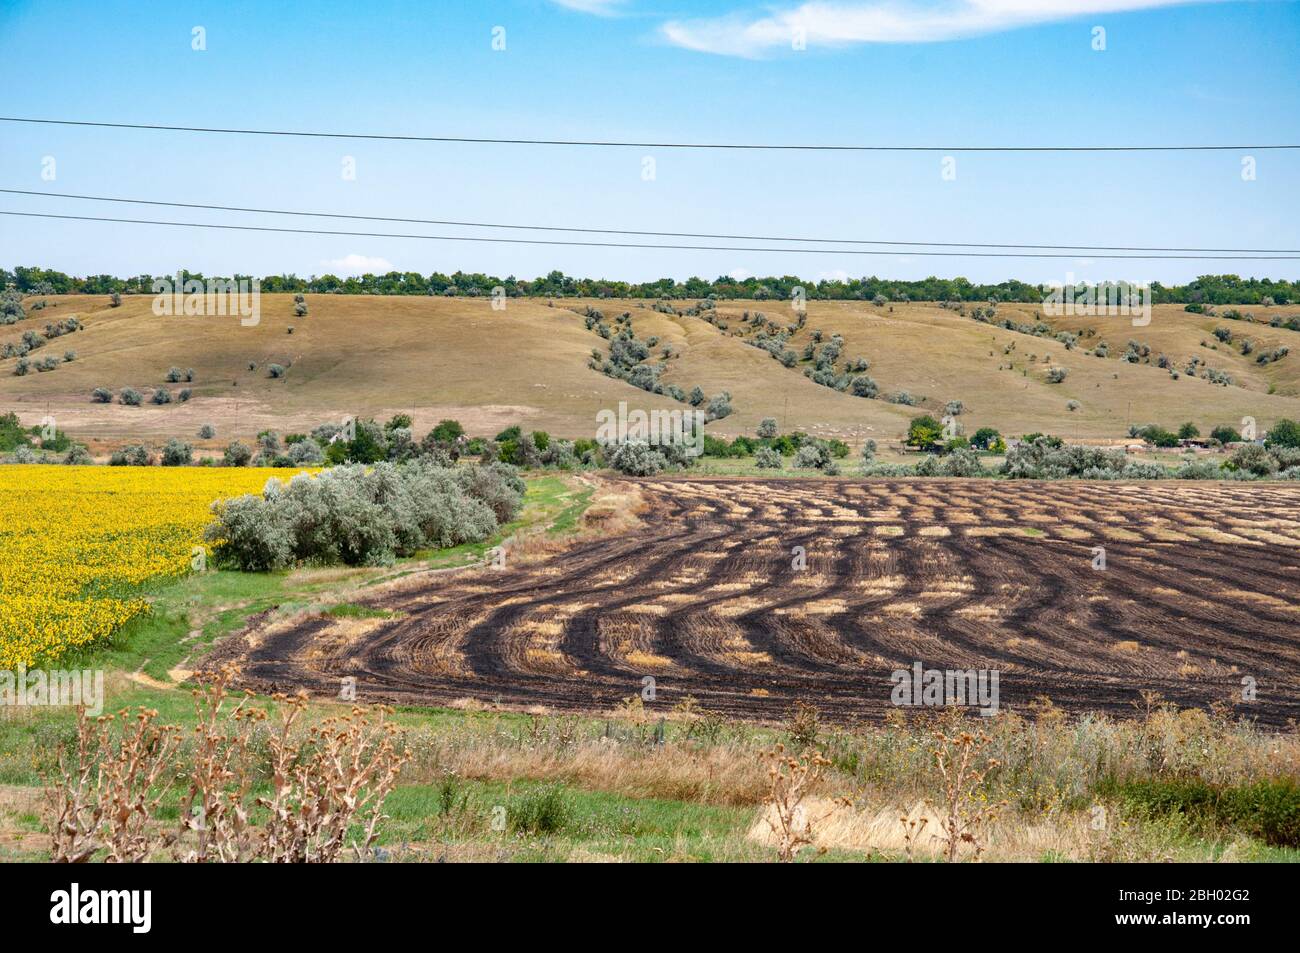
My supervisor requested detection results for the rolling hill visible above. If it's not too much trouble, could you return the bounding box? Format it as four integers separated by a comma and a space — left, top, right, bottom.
3, 292, 1299, 457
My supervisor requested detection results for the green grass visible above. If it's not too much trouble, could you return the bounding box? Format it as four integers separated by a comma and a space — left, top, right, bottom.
545, 482, 595, 535
325, 603, 396, 619
60, 569, 290, 678
1103, 777, 1300, 848
377, 779, 792, 862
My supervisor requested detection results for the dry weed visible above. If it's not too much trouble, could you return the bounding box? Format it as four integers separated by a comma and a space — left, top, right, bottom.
43, 667, 409, 863
761, 742, 835, 862
43, 707, 181, 863
929, 708, 1006, 862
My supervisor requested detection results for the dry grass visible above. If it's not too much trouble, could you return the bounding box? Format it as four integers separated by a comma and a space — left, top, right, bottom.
400, 729, 772, 807
580, 480, 648, 534
9, 296, 1298, 455
748, 797, 1122, 862
750, 797, 946, 858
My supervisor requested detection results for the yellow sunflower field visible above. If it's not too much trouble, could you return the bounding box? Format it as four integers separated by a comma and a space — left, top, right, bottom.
0, 465, 302, 668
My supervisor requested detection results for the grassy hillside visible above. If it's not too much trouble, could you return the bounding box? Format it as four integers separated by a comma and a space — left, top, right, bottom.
3, 293, 1299, 455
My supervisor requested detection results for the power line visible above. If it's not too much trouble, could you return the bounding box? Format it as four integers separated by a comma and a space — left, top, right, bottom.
2, 116, 1296, 152
5, 188, 1296, 255
4, 209, 1297, 259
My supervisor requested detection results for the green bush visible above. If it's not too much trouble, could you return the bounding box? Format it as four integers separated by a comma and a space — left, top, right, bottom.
906, 415, 943, 451
328, 418, 388, 464
1227, 443, 1277, 477
705, 391, 733, 421
429, 419, 464, 444
851, 375, 878, 398
161, 438, 193, 466
458, 462, 525, 522
970, 427, 1004, 452
1002, 436, 1163, 480
205, 494, 293, 570
0, 413, 27, 452
937, 447, 986, 477
287, 439, 324, 465
110, 444, 152, 466
205, 460, 519, 570
794, 442, 837, 472
607, 441, 667, 476
701, 435, 736, 458
1267, 418, 1300, 449
1139, 424, 1179, 448
508, 784, 572, 836
0, 288, 25, 323
1105, 777, 1300, 848
1174, 460, 1221, 480
223, 441, 253, 467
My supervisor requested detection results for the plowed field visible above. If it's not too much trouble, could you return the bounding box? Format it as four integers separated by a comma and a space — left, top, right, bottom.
207, 478, 1300, 724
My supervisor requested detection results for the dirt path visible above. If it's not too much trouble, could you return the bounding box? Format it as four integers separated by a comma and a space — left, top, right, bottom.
204, 477, 1300, 725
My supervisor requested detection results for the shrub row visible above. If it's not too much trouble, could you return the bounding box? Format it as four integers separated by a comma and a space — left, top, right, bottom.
1102, 777, 1300, 848
205, 460, 524, 570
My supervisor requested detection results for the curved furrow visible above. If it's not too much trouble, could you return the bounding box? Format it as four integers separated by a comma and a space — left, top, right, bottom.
205, 477, 1300, 726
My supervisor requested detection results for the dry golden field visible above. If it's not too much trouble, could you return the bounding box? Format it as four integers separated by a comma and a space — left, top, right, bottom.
2, 293, 1298, 455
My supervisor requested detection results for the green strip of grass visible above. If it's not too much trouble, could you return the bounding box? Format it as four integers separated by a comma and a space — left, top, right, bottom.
325, 603, 396, 619
376, 779, 871, 862
1102, 777, 1300, 848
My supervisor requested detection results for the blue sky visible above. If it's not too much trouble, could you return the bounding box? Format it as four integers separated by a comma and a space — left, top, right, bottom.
0, 0, 1296, 285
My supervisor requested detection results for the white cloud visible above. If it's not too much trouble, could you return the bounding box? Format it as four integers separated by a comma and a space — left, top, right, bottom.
816, 269, 852, 282
729, 267, 754, 280
551, 0, 625, 15
321, 254, 395, 275
662, 0, 1215, 58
